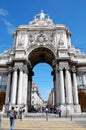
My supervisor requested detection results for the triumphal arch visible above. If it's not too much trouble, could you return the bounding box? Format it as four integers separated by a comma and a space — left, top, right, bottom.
0, 11, 86, 113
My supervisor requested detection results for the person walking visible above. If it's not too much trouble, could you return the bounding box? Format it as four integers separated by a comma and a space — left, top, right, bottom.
45, 107, 48, 121
9, 106, 16, 130
19, 107, 23, 120
0, 108, 3, 129
56, 106, 62, 117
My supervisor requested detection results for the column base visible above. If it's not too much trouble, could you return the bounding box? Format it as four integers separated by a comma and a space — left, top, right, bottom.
60, 104, 74, 116
60, 104, 81, 116
74, 104, 81, 113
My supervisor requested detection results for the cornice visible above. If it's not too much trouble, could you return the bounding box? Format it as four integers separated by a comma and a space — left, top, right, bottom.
12, 58, 26, 62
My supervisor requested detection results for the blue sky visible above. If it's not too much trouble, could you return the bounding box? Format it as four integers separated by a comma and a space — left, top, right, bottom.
0, 0, 86, 100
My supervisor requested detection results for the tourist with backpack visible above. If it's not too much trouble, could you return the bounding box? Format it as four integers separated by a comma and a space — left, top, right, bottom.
9, 106, 16, 130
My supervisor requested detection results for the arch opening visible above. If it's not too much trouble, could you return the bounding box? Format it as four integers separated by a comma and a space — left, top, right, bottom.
31, 63, 53, 111
28, 47, 55, 67
28, 47, 55, 112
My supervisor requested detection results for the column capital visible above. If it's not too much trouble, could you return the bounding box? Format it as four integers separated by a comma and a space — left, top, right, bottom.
19, 66, 24, 71
59, 67, 63, 71
59, 66, 69, 71
71, 66, 76, 73
65, 67, 70, 71
23, 67, 28, 74
13, 67, 18, 71
8, 67, 13, 74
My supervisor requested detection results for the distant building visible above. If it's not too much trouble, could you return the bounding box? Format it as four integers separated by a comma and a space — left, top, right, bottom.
47, 88, 54, 108
31, 83, 44, 111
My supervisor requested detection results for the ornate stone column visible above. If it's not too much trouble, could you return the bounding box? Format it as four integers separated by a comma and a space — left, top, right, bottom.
11, 67, 18, 104
23, 66, 28, 105
83, 73, 86, 86
28, 76, 32, 112
72, 69, 79, 104
52, 60, 56, 107
27, 69, 33, 112
59, 68, 65, 104
55, 65, 60, 106
52, 64, 59, 107
72, 66, 81, 112
17, 67, 23, 105
5, 68, 12, 104
52, 74, 56, 107
65, 69, 73, 104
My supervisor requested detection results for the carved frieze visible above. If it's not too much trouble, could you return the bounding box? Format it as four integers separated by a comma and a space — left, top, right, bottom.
28, 31, 55, 46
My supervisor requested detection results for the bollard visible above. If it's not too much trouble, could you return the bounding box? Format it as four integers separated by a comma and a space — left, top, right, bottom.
71, 115, 72, 121
46, 113, 48, 121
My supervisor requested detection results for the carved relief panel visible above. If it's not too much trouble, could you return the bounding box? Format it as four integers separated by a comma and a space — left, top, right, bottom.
16, 31, 26, 47
28, 31, 56, 47
56, 30, 68, 48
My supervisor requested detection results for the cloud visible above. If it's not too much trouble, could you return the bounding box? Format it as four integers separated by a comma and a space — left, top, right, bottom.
0, 8, 8, 16
0, 8, 15, 34
1, 18, 15, 34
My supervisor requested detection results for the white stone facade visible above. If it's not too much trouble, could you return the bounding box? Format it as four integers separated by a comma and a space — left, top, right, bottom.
0, 11, 86, 113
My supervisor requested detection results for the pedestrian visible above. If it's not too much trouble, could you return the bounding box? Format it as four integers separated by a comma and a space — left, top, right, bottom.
56, 106, 62, 117
45, 107, 48, 121
0, 108, 3, 129
45, 107, 48, 114
9, 106, 17, 130
19, 107, 23, 120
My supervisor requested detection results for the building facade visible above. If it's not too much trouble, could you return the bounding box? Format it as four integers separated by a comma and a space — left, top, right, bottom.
0, 11, 86, 113
31, 83, 44, 111
47, 88, 54, 108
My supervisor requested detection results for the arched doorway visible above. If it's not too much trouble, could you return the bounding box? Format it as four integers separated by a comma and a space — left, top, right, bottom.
0, 91, 6, 109
28, 47, 56, 111
78, 91, 86, 112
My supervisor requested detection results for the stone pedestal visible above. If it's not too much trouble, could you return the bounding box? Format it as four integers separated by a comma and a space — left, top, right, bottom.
74, 105, 81, 113
60, 104, 81, 116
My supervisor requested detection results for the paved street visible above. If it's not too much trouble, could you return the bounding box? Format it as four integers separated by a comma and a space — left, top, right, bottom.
1, 113, 86, 130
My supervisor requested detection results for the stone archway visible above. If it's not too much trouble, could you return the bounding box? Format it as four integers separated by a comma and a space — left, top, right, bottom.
28, 47, 55, 67
27, 47, 56, 111
2, 11, 83, 114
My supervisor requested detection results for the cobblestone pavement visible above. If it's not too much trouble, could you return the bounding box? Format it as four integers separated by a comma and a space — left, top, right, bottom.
1, 113, 86, 130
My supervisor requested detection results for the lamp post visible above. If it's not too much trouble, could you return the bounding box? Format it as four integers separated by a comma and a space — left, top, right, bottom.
65, 97, 68, 118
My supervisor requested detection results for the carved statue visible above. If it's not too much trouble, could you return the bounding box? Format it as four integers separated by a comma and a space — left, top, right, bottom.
36, 10, 48, 20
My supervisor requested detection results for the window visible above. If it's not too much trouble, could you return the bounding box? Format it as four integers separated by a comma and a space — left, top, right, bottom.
0, 76, 7, 89
32, 96, 34, 99
77, 76, 84, 88
32, 101, 34, 105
